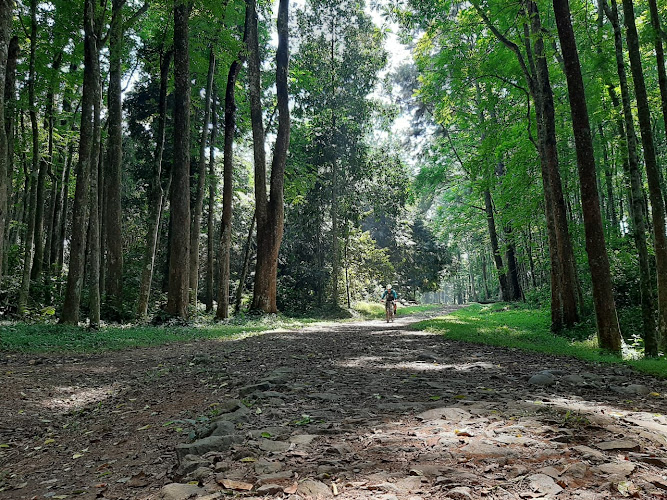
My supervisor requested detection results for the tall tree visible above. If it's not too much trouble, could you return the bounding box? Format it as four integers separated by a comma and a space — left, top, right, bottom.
166, 0, 191, 318
620, 0, 666, 355
216, 48, 244, 320
137, 47, 172, 318
0, 1, 13, 286
552, 0, 622, 353
60, 0, 100, 324
247, 0, 290, 313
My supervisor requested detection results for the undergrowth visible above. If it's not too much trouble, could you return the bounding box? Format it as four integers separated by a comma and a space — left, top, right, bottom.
412, 303, 667, 379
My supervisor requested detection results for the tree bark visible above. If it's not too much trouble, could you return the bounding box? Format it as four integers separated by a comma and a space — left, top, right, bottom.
216, 55, 244, 320
166, 0, 191, 318
190, 47, 216, 308
647, 0, 667, 145
484, 189, 508, 301
234, 212, 255, 313
60, 0, 98, 324
247, 0, 291, 313
136, 49, 172, 318
552, 0, 622, 353
0, 7, 14, 285
205, 89, 218, 313
104, 0, 125, 316
18, 0, 39, 312
619, 0, 665, 355
527, 1, 580, 329
603, 0, 657, 354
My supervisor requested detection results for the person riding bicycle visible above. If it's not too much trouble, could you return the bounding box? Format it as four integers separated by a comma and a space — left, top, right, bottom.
381, 284, 398, 315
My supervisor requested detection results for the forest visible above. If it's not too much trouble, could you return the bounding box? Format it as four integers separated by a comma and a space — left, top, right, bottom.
0, 0, 666, 359
3, 1, 667, 498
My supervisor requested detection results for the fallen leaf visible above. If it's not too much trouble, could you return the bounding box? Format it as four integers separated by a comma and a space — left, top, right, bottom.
136, 425, 150, 431
240, 457, 256, 463
72, 453, 84, 459
0, 444, 10, 448
44, 438, 55, 445
220, 479, 254, 491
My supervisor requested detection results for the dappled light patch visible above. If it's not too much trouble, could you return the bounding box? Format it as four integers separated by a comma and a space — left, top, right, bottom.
40, 384, 119, 411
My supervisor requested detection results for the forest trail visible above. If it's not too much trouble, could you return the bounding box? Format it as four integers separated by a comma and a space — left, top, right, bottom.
1, 307, 666, 499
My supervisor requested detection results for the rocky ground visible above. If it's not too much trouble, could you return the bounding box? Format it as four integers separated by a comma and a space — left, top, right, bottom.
0, 306, 666, 499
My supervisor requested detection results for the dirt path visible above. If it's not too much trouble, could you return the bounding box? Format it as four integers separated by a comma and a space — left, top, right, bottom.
1, 307, 666, 499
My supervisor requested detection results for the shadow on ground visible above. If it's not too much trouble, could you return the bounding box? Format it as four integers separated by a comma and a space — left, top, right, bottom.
1, 306, 666, 499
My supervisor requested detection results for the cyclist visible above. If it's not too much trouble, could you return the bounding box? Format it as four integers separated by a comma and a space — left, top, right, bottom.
381, 284, 398, 322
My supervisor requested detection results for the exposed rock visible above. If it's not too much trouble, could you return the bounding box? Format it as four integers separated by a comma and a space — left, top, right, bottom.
595, 462, 636, 476
416, 407, 471, 422
160, 483, 205, 500
527, 473, 563, 496
175, 435, 244, 461
255, 458, 283, 475
289, 434, 319, 446
596, 439, 640, 452
562, 374, 586, 385
239, 382, 272, 396
625, 384, 651, 396
445, 486, 473, 499
298, 479, 333, 498
213, 405, 251, 423
528, 373, 555, 386
258, 438, 290, 453
256, 471, 293, 485
255, 483, 284, 495
460, 442, 519, 458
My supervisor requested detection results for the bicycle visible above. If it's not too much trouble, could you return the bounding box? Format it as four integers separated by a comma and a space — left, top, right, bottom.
385, 299, 395, 323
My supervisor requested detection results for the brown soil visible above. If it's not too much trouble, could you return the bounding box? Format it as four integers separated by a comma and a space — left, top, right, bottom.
0, 307, 666, 499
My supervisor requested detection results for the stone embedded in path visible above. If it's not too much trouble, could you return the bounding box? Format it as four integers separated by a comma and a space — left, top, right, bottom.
255, 458, 283, 475
239, 381, 272, 396
256, 471, 294, 485
416, 407, 471, 423
460, 442, 519, 458
595, 462, 636, 476
596, 439, 640, 452
526, 473, 563, 496
445, 486, 473, 499
175, 435, 244, 461
255, 483, 285, 495
562, 374, 586, 385
625, 384, 651, 396
289, 434, 319, 446
528, 373, 555, 386
214, 404, 251, 423
298, 479, 333, 498
160, 483, 206, 500
258, 438, 291, 453
572, 445, 605, 460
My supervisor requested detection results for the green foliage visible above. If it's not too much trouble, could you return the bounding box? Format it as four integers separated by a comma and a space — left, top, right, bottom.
413, 305, 667, 378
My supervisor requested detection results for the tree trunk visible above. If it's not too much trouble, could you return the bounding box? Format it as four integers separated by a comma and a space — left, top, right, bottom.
247, 0, 291, 313
484, 189, 508, 301
603, 1, 657, 354
190, 47, 216, 308
104, 0, 125, 316
528, 1, 580, 329
619, 0, 665, 355
166, 0, 191, 318
234, 212, 255, 313
88, 44, 102, 328
137, 49, 172, 318
647, 0, 667, 145
56, 142, 74, 275
205, 88, 218, 313
216, 55, 244, 320
0, 16, 14, 284
60, 0, 98, 324
552, 0, 622, 353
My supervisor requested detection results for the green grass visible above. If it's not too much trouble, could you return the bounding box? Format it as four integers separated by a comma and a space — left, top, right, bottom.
0, 316, 312, 354
412, 303, 667, 379
353, 301, 444, 320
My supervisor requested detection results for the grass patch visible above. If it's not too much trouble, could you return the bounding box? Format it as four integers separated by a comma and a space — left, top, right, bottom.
353, 301, 444, 320
412, 303, 667, 379
0, 316, 312, 354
